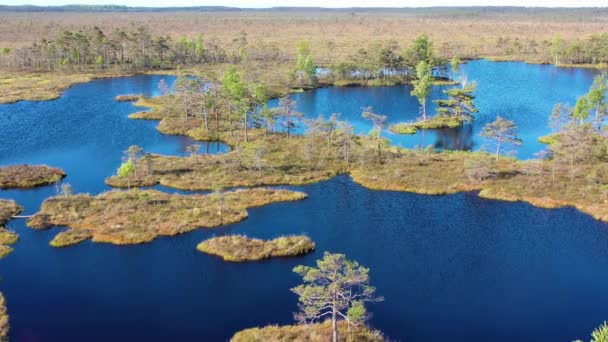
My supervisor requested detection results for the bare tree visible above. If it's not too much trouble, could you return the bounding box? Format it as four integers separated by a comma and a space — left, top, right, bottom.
481, 116, 522, 160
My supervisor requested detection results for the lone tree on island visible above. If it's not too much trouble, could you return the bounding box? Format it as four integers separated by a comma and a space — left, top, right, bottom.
292, 252, 383, 342
481, 116, 522, 160
411, 60, 432, 121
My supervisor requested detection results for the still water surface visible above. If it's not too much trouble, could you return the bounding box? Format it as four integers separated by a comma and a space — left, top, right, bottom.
0, 61, 606, 341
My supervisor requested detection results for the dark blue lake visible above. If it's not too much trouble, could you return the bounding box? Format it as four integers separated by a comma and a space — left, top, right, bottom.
1, 61, 607, 342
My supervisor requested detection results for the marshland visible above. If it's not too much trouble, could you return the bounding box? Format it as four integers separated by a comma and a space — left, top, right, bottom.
1, 4, 608, 342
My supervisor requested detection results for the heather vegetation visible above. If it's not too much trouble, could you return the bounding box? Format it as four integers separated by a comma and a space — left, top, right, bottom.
231, 320, 385, 342
100, 63, 608, 224
0, 293, 7, 342
0, 199, 21, 259
2, 7, 608, 72
0, 164, 65, 189
27, 188, 307, 246
197, 235, 315, 262
2, 6, 608, 341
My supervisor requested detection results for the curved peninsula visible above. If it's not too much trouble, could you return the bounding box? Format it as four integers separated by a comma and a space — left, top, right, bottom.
197, 235, 315, 262
109, 90, 608, 225
28, 188, 307, 246
0, 165, 65, 189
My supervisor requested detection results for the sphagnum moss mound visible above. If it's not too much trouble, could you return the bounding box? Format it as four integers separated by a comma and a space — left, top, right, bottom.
0, 164, 65, 189
106, 74, 608, 225
231, 321, 385, 342
197, 235, 315, 262
28, 188, 307, 247
0, 199, 22, 259
0, 292, 8, 342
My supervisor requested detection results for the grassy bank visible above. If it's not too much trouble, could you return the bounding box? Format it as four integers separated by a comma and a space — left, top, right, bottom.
0, 293, 8, 342
115, 92, 608, 224
0, 71, 137, 104
0, 164, 65, 189
0, 199, 22, 259
28, 188, 307, 246
231, 320, 385, 342
197, 235, 315, 262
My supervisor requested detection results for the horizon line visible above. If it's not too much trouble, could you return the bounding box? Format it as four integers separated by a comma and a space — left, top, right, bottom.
2, 4, 608, 9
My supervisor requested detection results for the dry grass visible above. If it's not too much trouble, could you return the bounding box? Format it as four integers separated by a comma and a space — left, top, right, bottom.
0, 9, 606, 63
0, 199, 21, 259
115, 94, 140, 102
0, 292, 8, 342
0, 199, 21, 227
351, 150, 509, 194
28, 188, 307, 246
0, 71, 137, 104
389, 115, 465, 135
231, 320, 385, 342
197, 235, 315, 262
479, 162, 608, 221
0, 164, 65, 189
115, 93, 608, 224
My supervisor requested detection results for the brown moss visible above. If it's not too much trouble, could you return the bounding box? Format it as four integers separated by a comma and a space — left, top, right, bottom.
231, 320, 385, 342
0, 292, 8, 342
351, 151, 509, 195
0, 71, 134, 104
0, 164, 65, 189
0, 229, 18, 246
50, 229, 93, 248
0, 199, 21, 259
389, 115, 465, 135
28, 188, 307, 246
119, 92, 608, 225
115, 94, 140, 102
478, 163, 608, 222
197, 235, 315, 262
0, 246, 13, 259
105, 132, 346, 191
0, 200, 21, 227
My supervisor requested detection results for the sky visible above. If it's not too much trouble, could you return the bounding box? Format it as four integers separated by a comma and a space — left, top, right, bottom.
3, 0, 608, 7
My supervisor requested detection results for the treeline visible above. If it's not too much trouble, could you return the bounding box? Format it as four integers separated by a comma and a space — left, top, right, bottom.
3, 23, 608, 73
550, 34, 608, 65
0, 26, 288, 71
327, 35, 452, 84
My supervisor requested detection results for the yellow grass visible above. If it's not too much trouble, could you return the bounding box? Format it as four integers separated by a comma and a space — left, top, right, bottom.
0, 292, 8, 342
197, 235, 315, 262
231, 320, 385, 342
0, 164, 65, 189
0, 199, 21, 259
28, 188, 307, 246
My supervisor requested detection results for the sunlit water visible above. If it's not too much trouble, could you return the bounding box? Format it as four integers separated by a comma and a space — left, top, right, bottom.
0, 62, 606, 341
275, 60, 599, 159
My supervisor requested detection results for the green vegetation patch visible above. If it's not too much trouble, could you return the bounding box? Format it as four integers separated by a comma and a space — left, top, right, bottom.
0, 199, 22, 259
197, 235, 315, 262
0, 292, 8, 342
50, 229, 93, 248
538, 132, 561, 145
0, 164, 66, 189
389, 115, 465, 135
231, 320, 385, 342
28, 188, 307, 246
